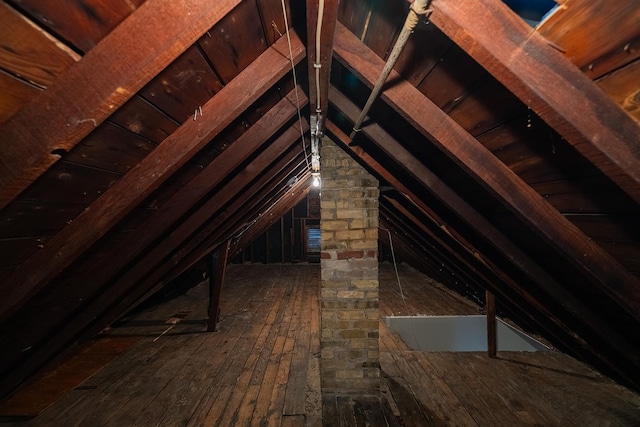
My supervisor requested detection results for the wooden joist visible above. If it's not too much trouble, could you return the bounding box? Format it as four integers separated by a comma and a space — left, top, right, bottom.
327, 118, 639, 378
0, 138, 309, 399
333, 22, 640, 323
0, 0, 244, 210
0, 31, 306, 323
101, 137, 308, 329
42, 89, 307, 329
95, 168, 312, 338
326, 91, 637, 364
106, 125, 308, 309
168, 154, 311, 285
430, 0, 640, 204
486, 290, 496, 358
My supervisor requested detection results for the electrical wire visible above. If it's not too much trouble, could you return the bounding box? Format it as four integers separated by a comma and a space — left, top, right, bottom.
381, 225, 421, 350
280, 0, 312, 172
315, 0, 325, 115
381, 226, 409, 313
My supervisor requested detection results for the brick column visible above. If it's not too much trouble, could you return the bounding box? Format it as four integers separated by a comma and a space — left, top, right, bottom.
320, 137, 380, 396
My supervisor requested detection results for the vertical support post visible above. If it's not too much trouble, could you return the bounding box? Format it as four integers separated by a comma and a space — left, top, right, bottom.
486, 289, 497, 358
207, 240, 231, 332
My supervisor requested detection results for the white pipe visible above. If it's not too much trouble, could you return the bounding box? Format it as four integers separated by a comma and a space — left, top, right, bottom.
350, 0, 431, 139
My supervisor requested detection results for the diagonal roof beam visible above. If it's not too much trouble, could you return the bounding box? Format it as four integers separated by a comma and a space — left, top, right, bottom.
326, 115, 638, 374
0, 0, 244, 210
0, 143, 310, 398
34, 90, 308, 331
104, 124, 309, 308
429, 0, 640, 204
333, 22, 640, 322
0, 32, 305, 323
95, 167, 312, 337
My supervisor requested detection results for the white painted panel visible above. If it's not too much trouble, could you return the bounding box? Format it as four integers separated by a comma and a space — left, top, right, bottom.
385, 315, 549, 352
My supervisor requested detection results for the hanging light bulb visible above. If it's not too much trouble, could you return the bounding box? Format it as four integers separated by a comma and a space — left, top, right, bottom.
312, 172, 321, 188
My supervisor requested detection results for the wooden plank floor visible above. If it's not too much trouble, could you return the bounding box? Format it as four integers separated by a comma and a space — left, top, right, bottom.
5, 264, 639, 426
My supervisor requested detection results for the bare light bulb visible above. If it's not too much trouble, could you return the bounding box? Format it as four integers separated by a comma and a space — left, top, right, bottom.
312, 176, 320, 187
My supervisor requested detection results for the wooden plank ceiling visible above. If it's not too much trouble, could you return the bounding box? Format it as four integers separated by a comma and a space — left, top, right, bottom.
0, 0, 638, 397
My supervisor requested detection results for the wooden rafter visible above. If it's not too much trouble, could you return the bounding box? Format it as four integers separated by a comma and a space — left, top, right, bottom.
327, 117, 638, 377
107, 124, 308, 304
0, 0, 243, 210
0, 32, 306, 323
0, 141, 310, 398
39, 90, 307, 328
332, 22, 640, 322
430, 0, 640, 204
100, 166, 312, 335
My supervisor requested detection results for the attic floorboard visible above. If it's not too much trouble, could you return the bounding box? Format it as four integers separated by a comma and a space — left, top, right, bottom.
3, 264, 639, 426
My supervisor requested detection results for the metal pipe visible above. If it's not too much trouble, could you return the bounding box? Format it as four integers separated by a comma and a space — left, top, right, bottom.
350, 0, 431, 139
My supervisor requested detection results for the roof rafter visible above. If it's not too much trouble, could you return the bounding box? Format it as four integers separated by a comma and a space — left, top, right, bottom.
38, 90, 308, 327
0, 0, 244, 210
333, 21, 640, 323
327, 116, 638, 383
0, 32, 306, 323
102, 162, 312, 332
0, 133, 310, 398
430, 0, 640, 204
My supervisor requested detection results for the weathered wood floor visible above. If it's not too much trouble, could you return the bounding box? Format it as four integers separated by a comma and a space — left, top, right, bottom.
5, 264, 640, 426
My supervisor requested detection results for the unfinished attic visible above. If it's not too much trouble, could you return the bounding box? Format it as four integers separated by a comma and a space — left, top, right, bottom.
0, 0, 639, 424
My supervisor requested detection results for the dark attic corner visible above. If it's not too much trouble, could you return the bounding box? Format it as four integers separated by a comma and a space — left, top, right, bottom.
0, 0, 639, 425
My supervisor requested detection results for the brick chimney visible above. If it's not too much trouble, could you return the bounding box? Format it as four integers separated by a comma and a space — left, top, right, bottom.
319, 137, 380, 396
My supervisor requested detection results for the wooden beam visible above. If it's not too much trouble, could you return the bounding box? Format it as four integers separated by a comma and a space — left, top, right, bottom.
486, 290, 497, 358
0, 32, 306, 323
327, 94, 636, 354
167, 154, 311, 283
429, 0, 640, 204
230, 174, 312, 258
0, 0, 243, 209
327, 93, 640, 369
0, 151, 310, 399
306, 0, 339, 130
106, 123, 308, 302
38, 89, 306, 329
333, 22, 640, 322
536, 0, 640, 79
207, 240, 230, 332
99, 170, 312, 333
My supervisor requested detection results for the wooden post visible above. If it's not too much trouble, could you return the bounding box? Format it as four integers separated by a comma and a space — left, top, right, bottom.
207, 240, 231, 332
486, 289, 497, 358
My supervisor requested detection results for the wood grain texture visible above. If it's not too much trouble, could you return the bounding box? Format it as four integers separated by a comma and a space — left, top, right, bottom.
0, 3, 79, 87
333, 22, 640, 322
0, 32, 305, 323
537, 0, 640, 78
10, 0, 146, 53
48, 90, 306, 321
430, 0, 640, 204
199, 0, 268, 84
0, 70, 40, 124
0, 0, 244, 210
597, 59, 640, 123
